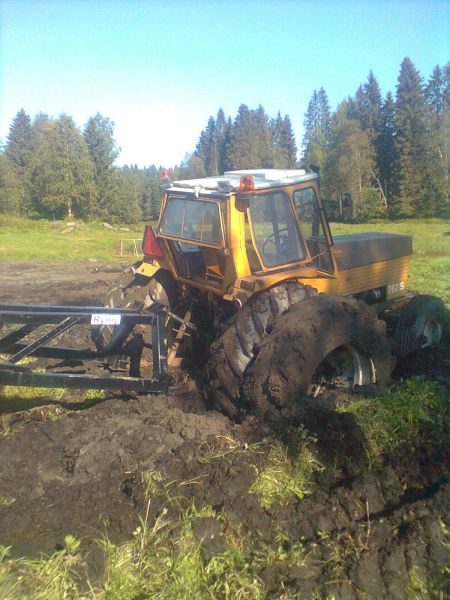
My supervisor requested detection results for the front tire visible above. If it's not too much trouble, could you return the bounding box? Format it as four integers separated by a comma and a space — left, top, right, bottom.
394, 294, 449, 357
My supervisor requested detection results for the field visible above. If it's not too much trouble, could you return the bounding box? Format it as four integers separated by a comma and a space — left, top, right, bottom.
0, 216, 145, 264
0, 218, 448, 599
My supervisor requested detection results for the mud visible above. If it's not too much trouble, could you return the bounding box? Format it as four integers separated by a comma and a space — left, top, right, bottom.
0, 261, 122, 305
0, 263, 448, 598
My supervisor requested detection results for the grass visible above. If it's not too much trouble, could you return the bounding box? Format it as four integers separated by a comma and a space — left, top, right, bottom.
1, 217, 448, 305
250, 430, 323, 509
0, 358, 68, 429
0, 215, 152, 263
0, 367, 108, 432
0, 469, 314, 600
336, 377, 449, 466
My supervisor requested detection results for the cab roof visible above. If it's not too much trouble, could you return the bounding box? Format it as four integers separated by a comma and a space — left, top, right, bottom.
170, 169, 318, 196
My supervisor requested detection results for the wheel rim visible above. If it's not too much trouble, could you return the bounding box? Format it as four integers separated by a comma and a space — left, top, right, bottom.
309, 344, 375, 397
420, 317, 443, 348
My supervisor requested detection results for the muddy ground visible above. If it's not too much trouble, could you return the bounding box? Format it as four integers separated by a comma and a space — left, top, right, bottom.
0, 262, 448, 599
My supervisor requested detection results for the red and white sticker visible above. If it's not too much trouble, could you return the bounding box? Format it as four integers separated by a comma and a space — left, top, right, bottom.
90, 314, 122, 325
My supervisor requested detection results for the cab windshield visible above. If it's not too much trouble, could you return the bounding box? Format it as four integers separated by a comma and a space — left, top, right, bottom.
248, 191, 306, 268
159, 196, 223, 245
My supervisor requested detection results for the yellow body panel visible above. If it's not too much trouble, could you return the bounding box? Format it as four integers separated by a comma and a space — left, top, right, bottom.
335, 256, 410, 297
135, 261, 161, 278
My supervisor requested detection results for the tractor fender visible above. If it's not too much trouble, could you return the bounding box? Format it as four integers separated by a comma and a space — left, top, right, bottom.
134, 261, 162, 279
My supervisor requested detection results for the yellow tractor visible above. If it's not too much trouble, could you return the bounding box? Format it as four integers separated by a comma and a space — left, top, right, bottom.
95, 169, 448, 419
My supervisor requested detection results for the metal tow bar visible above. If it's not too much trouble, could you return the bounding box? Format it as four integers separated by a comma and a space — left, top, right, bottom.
0, 302, 171, 393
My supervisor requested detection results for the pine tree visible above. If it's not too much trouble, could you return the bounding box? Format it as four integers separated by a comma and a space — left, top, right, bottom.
393, 57, 429, 216
272, 112, 297, 168
355, 72, 382, 133
5, 109, 33, 172
83, 113, 119, 177
302, 88, 330, 172
225, 104, 273, 170
377, 91, 397, 204
425, 64, 449, 214
0, 153, 22, 214
324, 102, 381, 220
28, 115, 96, 219
83, 113, 120, 217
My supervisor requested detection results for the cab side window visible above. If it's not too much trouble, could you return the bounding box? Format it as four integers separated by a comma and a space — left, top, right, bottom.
293, 188, 333, 273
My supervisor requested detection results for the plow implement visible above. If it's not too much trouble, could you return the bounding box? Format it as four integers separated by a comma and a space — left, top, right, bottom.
0, 303, 171, 393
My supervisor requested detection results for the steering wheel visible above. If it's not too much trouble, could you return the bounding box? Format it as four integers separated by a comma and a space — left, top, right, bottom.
262, 228, 289, 255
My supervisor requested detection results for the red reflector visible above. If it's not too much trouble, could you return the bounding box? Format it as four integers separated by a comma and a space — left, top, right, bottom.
240, 175, 254, 192
142, 225, 164, 258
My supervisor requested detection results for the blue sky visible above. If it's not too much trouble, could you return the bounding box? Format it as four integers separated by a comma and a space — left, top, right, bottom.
0, 0, 448, 167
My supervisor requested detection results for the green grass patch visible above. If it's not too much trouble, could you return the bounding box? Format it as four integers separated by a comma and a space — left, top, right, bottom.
336, 377, 449, 466
250, 431, 323, 509
0, 215, 152, 263
0, 358, 67, 422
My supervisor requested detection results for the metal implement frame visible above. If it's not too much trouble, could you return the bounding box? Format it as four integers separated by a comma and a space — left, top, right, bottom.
0, 303, 169, 392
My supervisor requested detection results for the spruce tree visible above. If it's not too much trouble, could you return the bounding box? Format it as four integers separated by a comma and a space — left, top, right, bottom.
324, 102, 380, 220
302, 88, 330, 172
424, 64, 449, 214
317, 87, 331, 140
83, 113, 119, 177
225, 104, 273, 170
377, 91, 397, 204
213, 108, 228, 174
0, 153, 22, 214
83, 113, 120, 218
195, 116, 216, 175
5, 108, 33, 172
356, 71, 382, 133
393, 57, 429, 216
28, 115, 96, 219
272, 113, 297, 168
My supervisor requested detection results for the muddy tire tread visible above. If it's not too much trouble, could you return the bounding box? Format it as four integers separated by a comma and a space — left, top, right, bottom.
207, 282, 317, 417
243, 295, 393, 421
394, 294, 449, 357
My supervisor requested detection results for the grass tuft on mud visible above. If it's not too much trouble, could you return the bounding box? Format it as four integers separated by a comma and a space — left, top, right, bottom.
250, 430, 323, 509
336, 377, 449, 465
0, 471, 313, 600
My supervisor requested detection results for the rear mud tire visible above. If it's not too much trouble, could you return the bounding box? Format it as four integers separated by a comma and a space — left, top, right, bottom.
394, 294, 449, 357
206, 282, 318, 418
91, 269, 177, 371
243, 295, 393, 422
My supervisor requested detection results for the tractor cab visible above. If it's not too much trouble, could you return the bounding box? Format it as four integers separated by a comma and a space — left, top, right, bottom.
139, 169, 336, 298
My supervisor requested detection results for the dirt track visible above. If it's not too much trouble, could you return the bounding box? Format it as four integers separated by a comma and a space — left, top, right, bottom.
0, 263, 448, 598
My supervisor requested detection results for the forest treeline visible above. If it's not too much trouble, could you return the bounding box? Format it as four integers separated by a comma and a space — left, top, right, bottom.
0, 57, 448, 222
